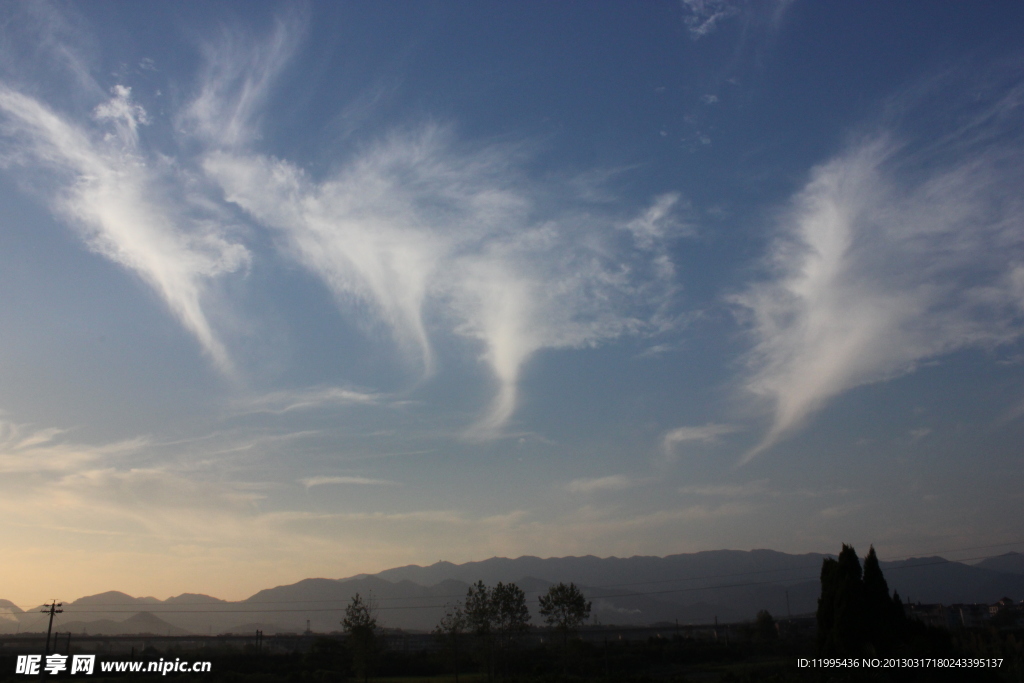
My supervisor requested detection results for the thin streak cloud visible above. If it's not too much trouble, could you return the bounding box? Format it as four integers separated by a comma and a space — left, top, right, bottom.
565, 475, 636, 494
235, 387, 381, 415
299, 476, 400, 488
0, 417, 145, 474
662, 423, 741, 459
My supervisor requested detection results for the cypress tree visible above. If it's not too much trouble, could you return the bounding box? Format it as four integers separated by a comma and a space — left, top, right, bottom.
817, 544, 907, 656
832, 544, 865, 653
862, 545, 905, 652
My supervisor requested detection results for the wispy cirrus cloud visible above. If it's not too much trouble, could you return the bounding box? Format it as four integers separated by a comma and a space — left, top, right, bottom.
203, 123, 685, 436
680, 0, 794, 39
736, 77, 1024, 462
681, 0, 741, 38
0, 416, 145, 474
0, 85, 249, 370
164, 19, 690, 437
181, 16, 304, 149
1, 13, 689, 435
0, 1, 106, 98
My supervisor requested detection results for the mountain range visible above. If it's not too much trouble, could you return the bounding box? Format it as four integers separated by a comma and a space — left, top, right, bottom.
2, 550, 1022, 636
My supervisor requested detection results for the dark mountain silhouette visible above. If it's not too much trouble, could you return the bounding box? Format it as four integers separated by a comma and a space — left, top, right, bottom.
4, 549, 1023, 635
879, 556, 1024, 604
974, 552, 1024, 575
65, 591, 162, 607
164, 593, 227, 605
371, 550, 828, 590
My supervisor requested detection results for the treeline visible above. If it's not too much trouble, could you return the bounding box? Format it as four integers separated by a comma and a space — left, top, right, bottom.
431, 579, 591, 681
334, 580, 591, 681
284, 581, 593, 679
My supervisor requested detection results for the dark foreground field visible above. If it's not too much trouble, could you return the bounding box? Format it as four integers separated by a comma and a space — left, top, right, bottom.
2, 623, 1023, 683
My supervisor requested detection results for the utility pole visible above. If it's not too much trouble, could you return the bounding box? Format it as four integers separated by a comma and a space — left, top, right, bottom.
40, 601, 63, 656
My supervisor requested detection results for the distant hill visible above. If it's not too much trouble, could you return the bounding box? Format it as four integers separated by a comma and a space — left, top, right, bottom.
974, 552, 1024, 576
59, 611, 190, 636
0, 600, 24, 614
163, 593, 227, 605
3, 549, 1023, 635
63, 591, 162, 607
369, 549, 830, 590
879, 556, 1024, 604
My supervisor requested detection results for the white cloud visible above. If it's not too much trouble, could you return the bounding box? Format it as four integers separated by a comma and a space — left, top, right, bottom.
662, 423, 740, 458
180, 17, 303, 148
680, 0, 795, 40
678, 480, 769, 497
909, 428, 931, 441
0, 416, 145, 474
0, 86, 249, 370
681, 0, 741, 38
1, 14, 688, 436
299, 476, 399, 488
736, 84, 1024, 462
204, 127, 684, 436
623, 192, 687, 249
565, 475, 636, 494
235, 387, 381, 415
93, 84, 148, 147
0, 2, 106, 99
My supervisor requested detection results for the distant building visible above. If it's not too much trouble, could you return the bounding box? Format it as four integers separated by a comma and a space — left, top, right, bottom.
905, 598, 1023, 630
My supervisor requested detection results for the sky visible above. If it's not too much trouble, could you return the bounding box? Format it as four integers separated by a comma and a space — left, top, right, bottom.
1, 0, 1023, 609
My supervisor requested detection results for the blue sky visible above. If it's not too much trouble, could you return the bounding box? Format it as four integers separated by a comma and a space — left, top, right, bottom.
1, 0, 1023, 607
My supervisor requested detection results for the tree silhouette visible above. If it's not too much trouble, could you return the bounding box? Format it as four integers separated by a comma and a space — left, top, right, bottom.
755, 609, 777, 641
464, 581, 496, 681
863, 545, 904, 650
817, 544, 906, 656
342, 592, 378, 683
539, 582, 591, 673
433, 601, 467, 683
492, 582, 530, 679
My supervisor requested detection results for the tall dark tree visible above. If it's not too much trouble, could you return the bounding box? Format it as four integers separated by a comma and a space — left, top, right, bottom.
464, 581, 496, 681
863, 545, 904, 650
433, 601, 467, 683
492, 581, 530, 679
817, 544, 907, 656
342, 592, 378, 683
818, 544, 865, 655
755, 609, 777, 641
539, 582, 592, 673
